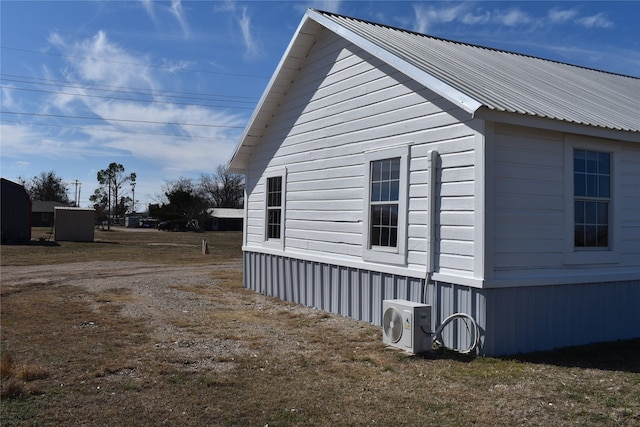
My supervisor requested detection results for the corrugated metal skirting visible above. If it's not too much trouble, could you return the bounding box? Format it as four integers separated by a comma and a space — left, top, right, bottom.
243, 251, 640, 356
243, 251, 486, 353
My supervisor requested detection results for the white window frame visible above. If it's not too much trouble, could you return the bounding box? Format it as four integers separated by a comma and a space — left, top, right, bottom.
362, 145, 409, 265
563, 136, 619, 265
264, 167, 287, 251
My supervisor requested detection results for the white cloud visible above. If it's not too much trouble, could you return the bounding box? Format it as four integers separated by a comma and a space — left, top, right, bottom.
169, 0, 192, 38
495, 8, 532, 27
140, 0, 156, 22
548, 8, 579, 24
412, 3, 468, 33
11, 31, 245, 177
238, 6, 259, 59
461, 10, 491, 25
577, 12, 613, 29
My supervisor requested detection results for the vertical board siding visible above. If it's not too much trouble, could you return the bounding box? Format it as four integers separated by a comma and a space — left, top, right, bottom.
483, 280, 640, 355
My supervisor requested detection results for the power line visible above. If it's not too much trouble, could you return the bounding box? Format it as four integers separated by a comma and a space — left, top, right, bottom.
1, 46, 270, 80
1, 111, 245, 129
0, 120, 239, 141
0, 85, 255, 110
1, 73, 259, 103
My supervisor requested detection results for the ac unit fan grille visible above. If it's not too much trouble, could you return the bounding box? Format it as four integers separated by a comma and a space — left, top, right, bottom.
383, 307, 403, 343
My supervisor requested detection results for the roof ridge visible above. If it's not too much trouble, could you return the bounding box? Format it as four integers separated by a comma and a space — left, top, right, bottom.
311, 9, 640, 80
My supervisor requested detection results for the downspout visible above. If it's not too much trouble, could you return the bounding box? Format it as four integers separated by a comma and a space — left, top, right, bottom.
426, 149, 439, 280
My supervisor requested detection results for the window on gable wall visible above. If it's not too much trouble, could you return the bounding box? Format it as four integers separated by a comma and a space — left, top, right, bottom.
266, 176, 282, 240
363, 145, 408, 265
573, 149, 610, 249
370, 158, 400, 248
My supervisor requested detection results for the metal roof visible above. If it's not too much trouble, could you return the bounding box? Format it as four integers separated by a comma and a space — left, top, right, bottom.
229, 10, 640, 172
314, 10, 640, 134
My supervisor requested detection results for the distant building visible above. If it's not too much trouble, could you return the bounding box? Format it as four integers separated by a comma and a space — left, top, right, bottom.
1, 178, 32, 243
32, 201, 67, 227
206, 208, 244, 231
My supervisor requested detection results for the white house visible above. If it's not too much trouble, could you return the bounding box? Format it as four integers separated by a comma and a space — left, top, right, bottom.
228, 10, 640, 356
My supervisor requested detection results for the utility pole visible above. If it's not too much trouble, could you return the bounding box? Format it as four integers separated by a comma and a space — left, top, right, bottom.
131, 182, 136, 214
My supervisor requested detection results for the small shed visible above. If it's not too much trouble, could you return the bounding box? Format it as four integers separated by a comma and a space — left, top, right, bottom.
1, 178, 32, 243
54, 207, 95, 242
206, 208, 244, 231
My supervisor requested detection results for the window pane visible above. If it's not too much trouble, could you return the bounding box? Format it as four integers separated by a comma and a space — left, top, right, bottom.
381, 182, 390, 201
586, 174, 597, 197
575, 225, 585, 247
371, 161, 382, 182
267, 177, 282, 207
598, 176, 610, 198
268, 209, 281, 239
596, 225, 608, 247
390, 180, 399, 200
574, 201, 585, 224
389, 227, 398, 247
370, 204, 398, 248
381, 160, 391, 181
585, 202, 597, 224
586, 151, 598, 173
389, 205, 398, 226
585, 225, 597, 246
390, 158, 400, 180
574, 150, 586, 172
596, 202, 608, 224
598, 152, 610, 174
574, 174, 586, 197
371, 182, 381, 202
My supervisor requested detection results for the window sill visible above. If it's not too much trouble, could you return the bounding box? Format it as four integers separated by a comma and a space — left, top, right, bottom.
362, 248, 406, 265
563, 250, 620, 266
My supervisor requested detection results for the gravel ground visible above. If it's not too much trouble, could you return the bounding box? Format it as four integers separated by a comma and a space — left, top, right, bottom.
0, 260, 357, 371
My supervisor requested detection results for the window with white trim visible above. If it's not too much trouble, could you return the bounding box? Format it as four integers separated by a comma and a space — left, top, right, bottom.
573, 149, 610, 249
563, 138, 619, 266
363, 145, 408, 265
266, 176, 283, 240
370, 158, 400, 248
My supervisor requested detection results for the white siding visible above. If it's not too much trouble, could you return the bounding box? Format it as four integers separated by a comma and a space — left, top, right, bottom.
244, 28, 480, 281
491, 123, 640, 285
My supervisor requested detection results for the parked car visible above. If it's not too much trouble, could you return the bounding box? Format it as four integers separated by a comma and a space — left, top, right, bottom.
157, 221, 172, 230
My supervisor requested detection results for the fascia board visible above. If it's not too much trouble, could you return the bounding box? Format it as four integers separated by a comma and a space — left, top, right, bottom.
307, 10, 483, 115
228, 12, 320, 172
475, 107, 640, 144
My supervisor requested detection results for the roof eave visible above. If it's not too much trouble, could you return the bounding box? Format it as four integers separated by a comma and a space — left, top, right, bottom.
227, 9, 484, 174
228, 11, 322, 173
475, 107, 640, 144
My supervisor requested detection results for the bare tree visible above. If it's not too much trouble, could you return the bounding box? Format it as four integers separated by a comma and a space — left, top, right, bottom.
200, 165, 244, 208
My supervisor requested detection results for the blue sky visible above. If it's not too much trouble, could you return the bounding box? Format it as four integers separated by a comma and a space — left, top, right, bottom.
1, 1, 638, 210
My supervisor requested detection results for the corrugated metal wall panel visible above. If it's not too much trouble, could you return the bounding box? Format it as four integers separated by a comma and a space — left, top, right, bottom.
54, 208, 94, 242
243, 251, 639, 355
482, 280, 640, 355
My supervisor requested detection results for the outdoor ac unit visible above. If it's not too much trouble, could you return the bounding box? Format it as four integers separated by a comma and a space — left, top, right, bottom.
382, 299, 432, 354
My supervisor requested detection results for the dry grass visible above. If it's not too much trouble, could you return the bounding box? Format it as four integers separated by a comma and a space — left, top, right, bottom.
2, 227, 242, 266
1, 228, 639, 426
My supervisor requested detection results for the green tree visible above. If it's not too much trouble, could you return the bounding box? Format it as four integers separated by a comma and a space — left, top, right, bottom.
20, 171, 70, 204
96, 163, 136, 230
153, 178, 207, 230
